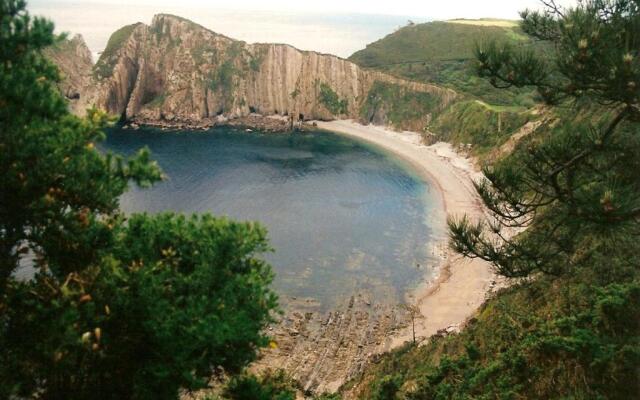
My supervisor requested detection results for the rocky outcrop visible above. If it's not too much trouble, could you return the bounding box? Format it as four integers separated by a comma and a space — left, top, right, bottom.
44, 34, 97, 116
252, 294, 405, 395
55, 14, 458, 129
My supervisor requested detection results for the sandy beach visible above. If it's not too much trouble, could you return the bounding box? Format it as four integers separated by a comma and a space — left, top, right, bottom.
191, 120, 498, 397
239, 119, 498, 396
316, 120, 496, 346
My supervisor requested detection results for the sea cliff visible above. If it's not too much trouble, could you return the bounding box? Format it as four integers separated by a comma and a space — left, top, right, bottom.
50, 14, 458, 130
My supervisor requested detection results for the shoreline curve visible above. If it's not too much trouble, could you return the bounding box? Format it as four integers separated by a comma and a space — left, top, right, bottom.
315, 119, 496, 346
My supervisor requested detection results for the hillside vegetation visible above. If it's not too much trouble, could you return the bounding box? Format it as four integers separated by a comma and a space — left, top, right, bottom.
428, 100, 533, 156
94, 23, 141, 78
349, 20, 537, 107
357, 86, 536, 158
350, 20, 526, 65
349, 19, 545, 160
343, 106, 640, 399
340, 1, 640, 399
359, 80, 448, 131
346, 255, 640, 399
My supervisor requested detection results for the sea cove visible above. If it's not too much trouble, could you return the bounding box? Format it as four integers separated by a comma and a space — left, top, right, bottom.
103, 126, 441, 310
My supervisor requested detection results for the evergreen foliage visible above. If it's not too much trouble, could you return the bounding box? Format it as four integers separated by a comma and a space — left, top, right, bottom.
451, 0, 640, 278
351, 259, 640, 399
0, 1, 278, 398
346, 1, 640, 398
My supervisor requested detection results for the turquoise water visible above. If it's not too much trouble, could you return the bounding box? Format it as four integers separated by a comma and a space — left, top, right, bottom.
103, 127, 438, 309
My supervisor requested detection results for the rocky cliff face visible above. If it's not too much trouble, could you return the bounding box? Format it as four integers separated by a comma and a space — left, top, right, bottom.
44, 34, 97, 116
54, 14, 458, 129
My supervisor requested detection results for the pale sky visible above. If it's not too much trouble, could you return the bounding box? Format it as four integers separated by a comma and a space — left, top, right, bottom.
29, 0, 578, 58
33, 0, 578, 20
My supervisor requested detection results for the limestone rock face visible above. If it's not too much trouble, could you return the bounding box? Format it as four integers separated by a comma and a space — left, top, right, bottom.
44, 34, 97, 116
57, 14, 459, 128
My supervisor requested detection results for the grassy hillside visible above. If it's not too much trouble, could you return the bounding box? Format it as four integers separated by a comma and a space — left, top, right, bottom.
359, 81, 449, 132
428, 100, 533, 156
349, 20, 538, 107
356, 84, 535, 159
350, 20, 526, 65
341, 108, 640, 398
349, 18, 545, 160
346, 264, 640, 399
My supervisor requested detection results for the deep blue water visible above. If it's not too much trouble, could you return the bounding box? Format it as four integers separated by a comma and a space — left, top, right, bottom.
103, 126, 438, 309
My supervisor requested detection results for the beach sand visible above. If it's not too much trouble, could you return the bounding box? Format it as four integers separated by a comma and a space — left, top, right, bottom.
188, 120, 498, 398
316, 120, 496, 346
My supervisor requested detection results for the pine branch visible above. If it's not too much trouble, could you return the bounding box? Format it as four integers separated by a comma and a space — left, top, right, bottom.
540, 0, 566, 18
548, 106, 629, 182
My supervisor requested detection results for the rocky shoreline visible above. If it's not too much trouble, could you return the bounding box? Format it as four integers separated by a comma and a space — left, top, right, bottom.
316, 121, 496, 349
122, 114, 320, 133
252, 294, 406, 395
125, 118, 495, 398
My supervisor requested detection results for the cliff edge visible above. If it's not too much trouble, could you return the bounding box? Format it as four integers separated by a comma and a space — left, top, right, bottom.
44, 34, 96, 116
51, 14, 458, 130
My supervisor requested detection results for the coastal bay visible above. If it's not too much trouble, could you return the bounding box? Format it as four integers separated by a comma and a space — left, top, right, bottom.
316, 120, 496, 345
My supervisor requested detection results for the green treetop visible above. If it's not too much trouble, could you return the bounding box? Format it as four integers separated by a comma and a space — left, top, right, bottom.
350, 3, 639, 399
449, 0, 640, 279
0, 1, 278, 398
